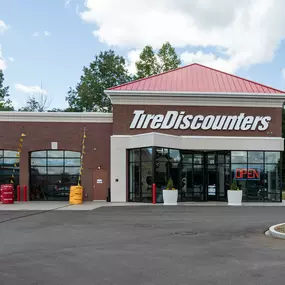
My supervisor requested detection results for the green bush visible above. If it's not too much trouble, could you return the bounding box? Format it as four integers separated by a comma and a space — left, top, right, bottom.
166, 178, 174, 190
230, 179, 240, 190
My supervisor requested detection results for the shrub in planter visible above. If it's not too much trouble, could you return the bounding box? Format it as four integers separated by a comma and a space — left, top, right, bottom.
227, 179, 242, 206
162, 178, 178, 205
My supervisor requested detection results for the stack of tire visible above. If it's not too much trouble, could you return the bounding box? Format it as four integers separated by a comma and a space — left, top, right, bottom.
0, 184, 14, 204
69, 185, 83, 205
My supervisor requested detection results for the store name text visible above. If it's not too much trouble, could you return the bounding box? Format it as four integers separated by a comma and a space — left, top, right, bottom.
129, 110, 271, 131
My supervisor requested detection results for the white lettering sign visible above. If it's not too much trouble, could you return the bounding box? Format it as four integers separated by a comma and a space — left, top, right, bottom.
130, 110, 272, 131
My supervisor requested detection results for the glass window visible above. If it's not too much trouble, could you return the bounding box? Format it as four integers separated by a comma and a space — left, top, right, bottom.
4, 157, 18, 166
31, 166, 47, 175
193, 154, 203, 164
64, 167, 80, 175
47, 150, 64, 157
47, 158, 64, 166
129, 162, 140, 202
156, 148, 169, 161
65, 159, 81, 167
30, 150, 81, 201
207, 154, 215, 164
31, 158, 47, 166
31, 151, 47, 158
248, 151, 263, 163
47, 167, 64, 175
169, 149, 181, 162
264, 164, 280, 201
265, 152, 280, 164
65, 151, 81, 158
141, 148, 152, 162
141, 162, 153, 201
4, 150, 18, 157
231, 151, 247, 163
181, 153, 192, 164
129, 149, 140, 162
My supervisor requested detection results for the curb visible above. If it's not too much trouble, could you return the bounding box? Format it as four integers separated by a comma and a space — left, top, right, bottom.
269, 223, 285, 239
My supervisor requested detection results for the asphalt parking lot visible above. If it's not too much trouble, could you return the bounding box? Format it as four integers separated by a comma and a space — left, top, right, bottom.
1, 206, 285, 285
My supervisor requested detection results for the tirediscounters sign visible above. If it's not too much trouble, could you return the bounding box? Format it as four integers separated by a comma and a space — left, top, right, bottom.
130, 110, 272, 131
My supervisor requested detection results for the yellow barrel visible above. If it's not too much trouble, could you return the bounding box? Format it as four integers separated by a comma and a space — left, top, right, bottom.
69, 185, 83, 204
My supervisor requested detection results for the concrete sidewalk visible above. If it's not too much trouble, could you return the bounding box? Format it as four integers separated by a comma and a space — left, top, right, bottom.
1, 201, 285, 211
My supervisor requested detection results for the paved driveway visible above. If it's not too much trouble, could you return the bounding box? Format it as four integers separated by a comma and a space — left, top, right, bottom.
0, 206, 285, 285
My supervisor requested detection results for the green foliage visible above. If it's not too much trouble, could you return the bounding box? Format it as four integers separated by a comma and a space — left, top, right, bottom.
66, 50, 131, 113
135, 46, 160, 79
135, 42, 181, 79
158, 42, 181, 73
0, 70, 14, 111
230, 179, 240, 190
19, 95, 51, 112
166, 178, 174, 190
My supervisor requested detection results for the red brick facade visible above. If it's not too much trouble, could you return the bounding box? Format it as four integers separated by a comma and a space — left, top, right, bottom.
0, 121, 112, 201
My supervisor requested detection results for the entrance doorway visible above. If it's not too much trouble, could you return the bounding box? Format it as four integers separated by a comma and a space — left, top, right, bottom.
181, 151, 230, 202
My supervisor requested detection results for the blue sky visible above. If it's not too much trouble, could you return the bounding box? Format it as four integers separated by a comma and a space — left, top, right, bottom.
0, 0, 285, 110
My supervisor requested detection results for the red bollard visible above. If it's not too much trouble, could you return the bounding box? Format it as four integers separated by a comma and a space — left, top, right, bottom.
23, 185, 27, 202
152, 183, 156, 204
17, 185, 21, 202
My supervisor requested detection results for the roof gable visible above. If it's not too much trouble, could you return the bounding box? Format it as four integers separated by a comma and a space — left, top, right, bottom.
108, 63, 284, 94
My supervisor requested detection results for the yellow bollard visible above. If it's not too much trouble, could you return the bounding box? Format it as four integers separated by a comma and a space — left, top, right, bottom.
69, 185, 83, 205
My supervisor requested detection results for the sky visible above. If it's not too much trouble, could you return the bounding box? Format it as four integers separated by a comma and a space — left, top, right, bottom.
0, 0, 285, 110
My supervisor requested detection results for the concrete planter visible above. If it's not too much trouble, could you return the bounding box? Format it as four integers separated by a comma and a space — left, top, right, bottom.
227, 190, 242, 206
163, 189, 178, 205
269, 223, 285, 239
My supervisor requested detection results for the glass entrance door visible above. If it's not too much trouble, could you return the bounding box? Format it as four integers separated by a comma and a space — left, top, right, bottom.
181, 151, 230, 202
205, 152, 230, 201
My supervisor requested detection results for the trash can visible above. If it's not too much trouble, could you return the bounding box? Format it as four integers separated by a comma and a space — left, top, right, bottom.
0, 184, 14, 204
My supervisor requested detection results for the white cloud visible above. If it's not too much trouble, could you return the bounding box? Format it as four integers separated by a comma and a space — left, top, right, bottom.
32, 32, 39, 37
8, 57, 15, 62
15, 84, 48, 95
0, 45, 6, 70
80, 0, 285, 73
65, 0, 72, 7
126, 50, 142, 74
44, 31, 51, 36
0, 20, 9, 33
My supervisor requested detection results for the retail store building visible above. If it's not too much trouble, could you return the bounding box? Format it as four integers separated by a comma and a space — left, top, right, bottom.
0, 63, 284, 202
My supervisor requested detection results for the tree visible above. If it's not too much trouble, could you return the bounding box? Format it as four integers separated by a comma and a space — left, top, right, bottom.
0, 70, 14, 111
66, 50, 131, 112
135, 46, 159, 79
135, 42, 181, 79
19, 94, 51, 112
158, 42, 181, 73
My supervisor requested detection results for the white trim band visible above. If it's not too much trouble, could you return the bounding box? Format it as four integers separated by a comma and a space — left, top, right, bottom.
0, 111, 113, 123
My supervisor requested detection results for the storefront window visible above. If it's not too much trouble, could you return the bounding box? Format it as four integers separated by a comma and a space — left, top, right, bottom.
129, 149, 140, 162
248, 151, 263, 163
265, 152, 280, 164
30, 150, 81, 201
128, 147, 153, 202
128, 149, 281, 203
264, 164, 280, 201
0, 150, 19, 198
231, 151, 247, 163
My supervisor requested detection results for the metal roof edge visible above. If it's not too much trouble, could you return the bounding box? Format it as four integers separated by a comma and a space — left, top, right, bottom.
105, 90, 285, 99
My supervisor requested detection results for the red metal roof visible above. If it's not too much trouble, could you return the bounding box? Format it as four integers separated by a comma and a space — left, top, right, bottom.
109, 63, 284, 94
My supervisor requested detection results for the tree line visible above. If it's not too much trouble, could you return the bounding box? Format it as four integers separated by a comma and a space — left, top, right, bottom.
0, 42, 181, 112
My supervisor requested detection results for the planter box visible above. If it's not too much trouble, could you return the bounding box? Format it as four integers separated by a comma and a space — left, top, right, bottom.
227, 190, 243, 206
163, 189, 178, 205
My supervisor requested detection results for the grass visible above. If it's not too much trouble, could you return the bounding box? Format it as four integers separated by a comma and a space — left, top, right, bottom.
283, 192, 285, 200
